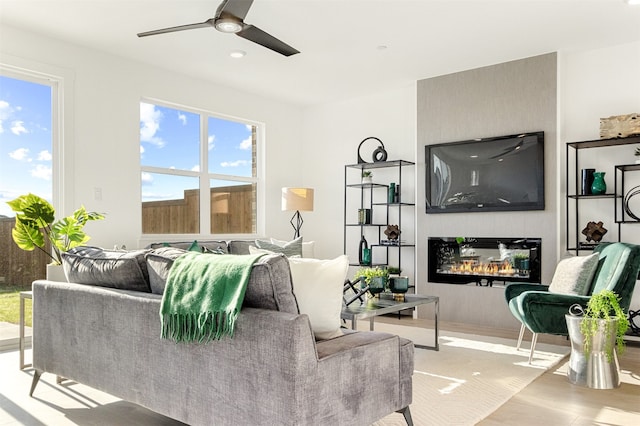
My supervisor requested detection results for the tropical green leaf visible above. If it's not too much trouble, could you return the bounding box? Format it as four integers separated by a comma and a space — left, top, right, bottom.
7, 193, 105, 265
11, 219, 45, 251
7, 193, 55, 228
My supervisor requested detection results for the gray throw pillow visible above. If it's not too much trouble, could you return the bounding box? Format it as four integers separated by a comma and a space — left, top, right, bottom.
62, 246, 152, 292
255, 236, 303, 257
145, 247, 188, 294
548, 253, 600, 295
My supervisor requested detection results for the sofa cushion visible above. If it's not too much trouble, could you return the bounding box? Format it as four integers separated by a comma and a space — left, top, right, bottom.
145, 247, 188, 295
256, 237, 303, 257
227, 240, 256, 255
147, 240, 229, 253
242, 254, 299, 314
61, 246, 151, 292
548, 253, 599, 295
288, 255, 349, 340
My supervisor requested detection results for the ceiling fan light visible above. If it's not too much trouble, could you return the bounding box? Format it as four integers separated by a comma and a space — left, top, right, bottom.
215, 18, 243, 33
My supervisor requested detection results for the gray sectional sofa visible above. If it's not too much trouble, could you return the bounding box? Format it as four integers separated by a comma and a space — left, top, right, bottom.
30, 248, 414, 425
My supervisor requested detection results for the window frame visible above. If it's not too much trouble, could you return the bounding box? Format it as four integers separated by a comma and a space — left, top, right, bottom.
0, 64, 64, 214
139, 97, 264, 240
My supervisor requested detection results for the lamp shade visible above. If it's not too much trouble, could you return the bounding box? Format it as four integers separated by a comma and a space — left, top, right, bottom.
282, 188, 314, 212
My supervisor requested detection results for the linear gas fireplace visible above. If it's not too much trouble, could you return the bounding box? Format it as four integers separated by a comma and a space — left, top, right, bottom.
428, 237, 542, 286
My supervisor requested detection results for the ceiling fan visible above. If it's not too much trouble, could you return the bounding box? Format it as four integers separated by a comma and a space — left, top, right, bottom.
137, 0, 299, 57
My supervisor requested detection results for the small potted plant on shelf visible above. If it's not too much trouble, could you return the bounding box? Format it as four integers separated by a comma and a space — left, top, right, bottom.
7, 193, 106, 268
361, 170, 373, 184
354, 266, 389, 295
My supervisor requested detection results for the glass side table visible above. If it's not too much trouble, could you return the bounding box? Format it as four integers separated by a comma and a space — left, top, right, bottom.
19, 291, 32, 370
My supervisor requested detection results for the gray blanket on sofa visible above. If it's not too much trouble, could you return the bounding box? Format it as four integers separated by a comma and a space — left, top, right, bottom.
160, 252, 264, 343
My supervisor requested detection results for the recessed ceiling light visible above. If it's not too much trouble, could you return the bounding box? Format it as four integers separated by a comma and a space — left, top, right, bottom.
230, 50, 246, 59
377, 45, 388, 50
626, 0, 640, 5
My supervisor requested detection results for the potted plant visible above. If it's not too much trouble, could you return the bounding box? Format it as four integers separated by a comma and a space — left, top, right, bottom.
512, 252, 530, 273
361, 170, 372, 184
580, 289, 629, 361
565, 289, 629, 388
354, 266, 389, 295
7, 193, 105, 267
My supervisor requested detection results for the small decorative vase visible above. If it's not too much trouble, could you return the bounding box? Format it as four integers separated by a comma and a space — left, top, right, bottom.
362, 176, 372, 184
591, 172, 606, 195
368, 277, 386, 295
389, 276, 409, 299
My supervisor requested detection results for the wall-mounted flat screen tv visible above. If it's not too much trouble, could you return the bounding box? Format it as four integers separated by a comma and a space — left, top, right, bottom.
426, 131, 544, 213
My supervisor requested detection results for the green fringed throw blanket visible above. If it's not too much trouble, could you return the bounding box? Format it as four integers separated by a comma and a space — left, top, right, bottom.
160, 252, 264, 343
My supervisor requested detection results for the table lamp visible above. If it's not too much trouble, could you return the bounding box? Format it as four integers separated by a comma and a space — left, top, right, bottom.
281, 187, 314, 239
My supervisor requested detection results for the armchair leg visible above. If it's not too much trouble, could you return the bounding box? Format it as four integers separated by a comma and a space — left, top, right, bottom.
516, 323, 526, 350
396, 406, 413, 426
528, 333, 538, 364
29, 369, 42, 397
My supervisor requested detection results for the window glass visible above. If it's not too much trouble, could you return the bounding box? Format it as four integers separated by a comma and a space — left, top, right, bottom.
208, 116, 255, 177
141, 172, 199, 234
0, 75, 53, 216
210, 179, 256, 234
140, 102, 199, 171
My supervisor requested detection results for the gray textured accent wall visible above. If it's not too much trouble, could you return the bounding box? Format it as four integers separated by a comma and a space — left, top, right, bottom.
416, 53, 557, 330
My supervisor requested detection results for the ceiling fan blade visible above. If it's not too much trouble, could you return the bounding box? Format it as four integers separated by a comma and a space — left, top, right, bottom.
216, 0, 254, 20
237, 24, 300, 57
137, 19, 214, 37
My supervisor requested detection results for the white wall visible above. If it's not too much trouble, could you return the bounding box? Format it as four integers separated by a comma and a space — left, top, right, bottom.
0, 25, 304, 249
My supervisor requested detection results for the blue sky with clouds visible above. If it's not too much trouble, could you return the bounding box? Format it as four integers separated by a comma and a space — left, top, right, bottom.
0, 75, 52, 217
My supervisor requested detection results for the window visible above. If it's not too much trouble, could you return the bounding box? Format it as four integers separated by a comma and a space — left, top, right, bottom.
0, 74, 54, 216
140, 100, 259, 235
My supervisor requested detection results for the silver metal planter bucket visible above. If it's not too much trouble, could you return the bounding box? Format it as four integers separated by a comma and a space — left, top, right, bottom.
565, 314, 621, 389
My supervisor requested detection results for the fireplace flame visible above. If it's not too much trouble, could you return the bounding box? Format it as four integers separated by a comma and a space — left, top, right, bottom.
449, 260, 515, 276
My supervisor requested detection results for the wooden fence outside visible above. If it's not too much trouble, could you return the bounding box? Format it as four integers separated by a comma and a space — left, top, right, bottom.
0, 217, 48, 288
142, 184, 255, 234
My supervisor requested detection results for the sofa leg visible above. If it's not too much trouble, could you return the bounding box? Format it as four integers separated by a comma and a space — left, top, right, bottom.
30, 369, 42, 397
396, 406, 413, 426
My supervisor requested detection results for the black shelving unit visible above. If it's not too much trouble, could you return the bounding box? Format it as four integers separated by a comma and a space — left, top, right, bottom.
343, 160, 415, 276
566, 135, 640, 254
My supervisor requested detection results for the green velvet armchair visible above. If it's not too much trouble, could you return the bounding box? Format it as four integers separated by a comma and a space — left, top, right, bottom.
505, 242, 640, 363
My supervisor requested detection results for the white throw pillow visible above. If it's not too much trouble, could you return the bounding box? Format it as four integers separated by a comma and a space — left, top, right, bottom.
271, 237, 315, 258
287, 255, 348, 340
548, 253, 599, 295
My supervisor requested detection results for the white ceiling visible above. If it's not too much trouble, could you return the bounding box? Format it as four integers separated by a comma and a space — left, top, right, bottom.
1, 0, 639, 106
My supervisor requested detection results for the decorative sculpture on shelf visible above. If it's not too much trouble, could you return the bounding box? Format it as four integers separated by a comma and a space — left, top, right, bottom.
357, 136, 388, 164
582, 221, 608, 242
384, 224, 401, 241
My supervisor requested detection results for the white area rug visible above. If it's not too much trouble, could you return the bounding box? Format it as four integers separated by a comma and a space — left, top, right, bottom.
363, 322, 570, 426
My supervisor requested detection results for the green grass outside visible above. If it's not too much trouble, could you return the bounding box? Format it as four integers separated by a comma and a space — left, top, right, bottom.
0, 286, 32, 327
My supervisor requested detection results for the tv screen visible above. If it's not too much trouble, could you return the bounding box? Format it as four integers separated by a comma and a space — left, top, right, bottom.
426, 131, 544, 213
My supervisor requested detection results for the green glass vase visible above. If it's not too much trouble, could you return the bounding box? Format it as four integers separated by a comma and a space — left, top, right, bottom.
591, 172, 606, 195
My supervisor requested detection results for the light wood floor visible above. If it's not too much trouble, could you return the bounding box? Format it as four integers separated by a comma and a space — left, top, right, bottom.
377, 315, 640, 425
